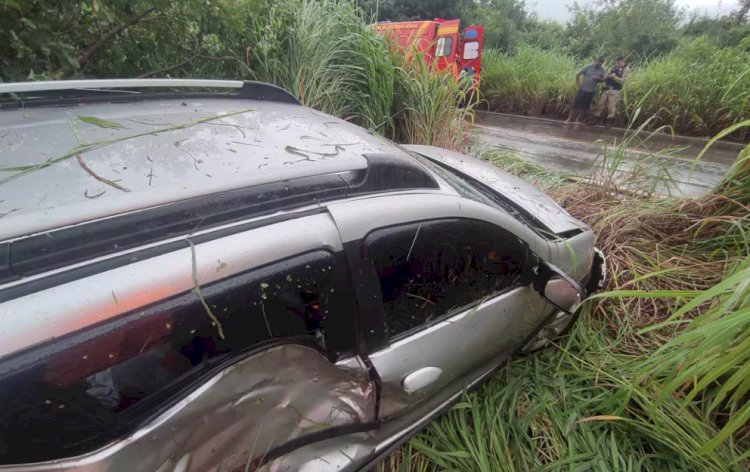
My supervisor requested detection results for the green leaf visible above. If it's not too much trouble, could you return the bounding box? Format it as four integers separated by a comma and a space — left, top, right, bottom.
19, 18, 36, 30
78, 116, 129, 129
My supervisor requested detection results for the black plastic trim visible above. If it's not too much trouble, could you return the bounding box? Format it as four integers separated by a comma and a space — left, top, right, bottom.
0, 243, 17, 285
257, 421, 381, 469
413, 153, 568, 239
0, 81, 299, 110
1, 152, 440, 295
237, 81, 300, 104
342, 239, 390, 353
9, 174, 350, 278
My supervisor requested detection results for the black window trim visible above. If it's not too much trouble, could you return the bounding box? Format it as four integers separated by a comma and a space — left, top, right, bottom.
436, 35, 454, 57
0, 207, 328, 304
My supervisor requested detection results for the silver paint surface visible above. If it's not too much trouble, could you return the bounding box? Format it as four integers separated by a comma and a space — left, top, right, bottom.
402, 366, 443, 392
0, 213, 342, 359
0, 79, 245, 94
405, 144, 587, 234
0, 90, 602, 472
263, 352, 508, 472
0, 98, 401, 240
372, 287, 549, 419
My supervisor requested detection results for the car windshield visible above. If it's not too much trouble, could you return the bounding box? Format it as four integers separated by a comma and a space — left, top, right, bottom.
415, 155, 497, 207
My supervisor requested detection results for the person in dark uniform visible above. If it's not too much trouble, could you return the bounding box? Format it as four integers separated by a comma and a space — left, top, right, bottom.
594, 56, 630, 128
565, 56, 606, 125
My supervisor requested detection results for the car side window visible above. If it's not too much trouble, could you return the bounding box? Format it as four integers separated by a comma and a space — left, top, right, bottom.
363, 219, 526, 338
436, 36, 453, 57
0, 249, 352, 465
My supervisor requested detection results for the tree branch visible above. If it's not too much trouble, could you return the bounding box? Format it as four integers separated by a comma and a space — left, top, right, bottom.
137, 51, 202, 78
76, 7, 158, 67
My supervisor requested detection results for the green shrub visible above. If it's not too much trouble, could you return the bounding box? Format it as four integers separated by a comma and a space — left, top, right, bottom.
388, 51, 475, 149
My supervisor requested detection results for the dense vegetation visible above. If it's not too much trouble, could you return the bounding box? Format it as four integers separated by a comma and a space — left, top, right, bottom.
2, 0, 750, 470
480, 38, 750, 139
361, 0, 750, 140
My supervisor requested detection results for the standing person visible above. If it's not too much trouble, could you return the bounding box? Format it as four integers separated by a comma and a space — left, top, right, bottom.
594, 56, 630, 128
565, 56, 606, 125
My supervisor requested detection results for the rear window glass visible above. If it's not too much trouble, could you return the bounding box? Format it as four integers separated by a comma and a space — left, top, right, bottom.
0, 250, 345, 464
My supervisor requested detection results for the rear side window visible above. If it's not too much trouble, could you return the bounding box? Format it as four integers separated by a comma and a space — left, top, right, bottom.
0, 250, 352, 464
363, 219, 526, 338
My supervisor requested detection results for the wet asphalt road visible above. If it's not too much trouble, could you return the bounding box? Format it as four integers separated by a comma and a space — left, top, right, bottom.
473, 111, 745, 197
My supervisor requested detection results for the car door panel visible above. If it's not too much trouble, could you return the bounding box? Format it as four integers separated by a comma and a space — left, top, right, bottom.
0, 213, 371, 471
328, 194, 552, 421
372, 286, 548, 418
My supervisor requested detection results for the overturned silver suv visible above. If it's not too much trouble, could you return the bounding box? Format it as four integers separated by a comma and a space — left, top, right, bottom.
0, 80, 605, 471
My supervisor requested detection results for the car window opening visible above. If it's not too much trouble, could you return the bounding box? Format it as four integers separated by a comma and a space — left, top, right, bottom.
364, 219, 525, 338
463, 42, 479, 60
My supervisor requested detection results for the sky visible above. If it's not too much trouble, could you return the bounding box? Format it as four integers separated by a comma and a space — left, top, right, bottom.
530, 0, 742, 23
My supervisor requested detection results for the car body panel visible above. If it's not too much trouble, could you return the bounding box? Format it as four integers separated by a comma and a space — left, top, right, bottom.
372, 285, 548, 418
328, 193, 549, 258
404, 144, 587, 235
547, 230, 596, 282
0, 212, 342, 359
0, 99, 401, 241
0, 81, 602, 472
263, 349, 506, 472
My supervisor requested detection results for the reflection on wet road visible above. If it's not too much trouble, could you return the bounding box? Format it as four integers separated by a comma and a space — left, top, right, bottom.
473, 111, 744, 196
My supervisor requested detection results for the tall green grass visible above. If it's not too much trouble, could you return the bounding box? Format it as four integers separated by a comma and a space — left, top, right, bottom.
480, 45, 577, 116
248, 0, 471, 148
389, 51, 475, 149
480, 38, 750, 141
625, 38, 750, 140
249, 0, 395, 129
404, 316, 743, 471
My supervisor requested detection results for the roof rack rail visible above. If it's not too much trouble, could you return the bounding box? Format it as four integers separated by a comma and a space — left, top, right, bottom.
0, 79, 300, 107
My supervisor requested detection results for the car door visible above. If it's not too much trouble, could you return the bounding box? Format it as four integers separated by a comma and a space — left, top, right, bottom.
0, 211, 378, 472
328, 193, 552, 419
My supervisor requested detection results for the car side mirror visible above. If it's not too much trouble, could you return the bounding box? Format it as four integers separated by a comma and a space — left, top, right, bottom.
533, 263, 585, 314
544, 276, 582, 314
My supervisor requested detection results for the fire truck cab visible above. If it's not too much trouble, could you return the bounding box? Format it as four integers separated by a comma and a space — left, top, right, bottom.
374, 18, 484, 85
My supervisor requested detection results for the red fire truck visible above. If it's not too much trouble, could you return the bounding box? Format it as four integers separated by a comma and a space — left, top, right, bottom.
373, 18, 484, 85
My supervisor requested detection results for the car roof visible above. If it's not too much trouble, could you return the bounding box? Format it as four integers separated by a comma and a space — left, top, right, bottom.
0, 87, 417, 241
